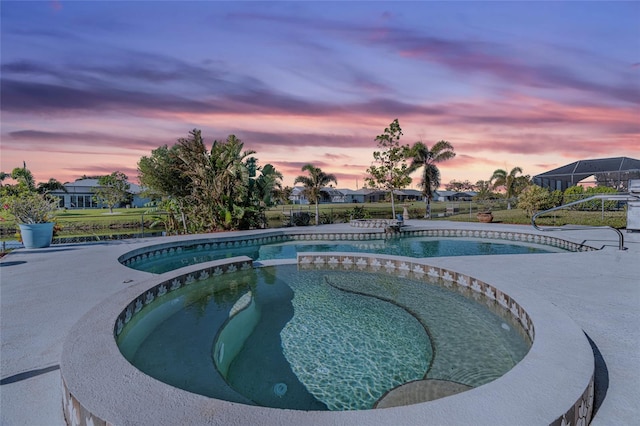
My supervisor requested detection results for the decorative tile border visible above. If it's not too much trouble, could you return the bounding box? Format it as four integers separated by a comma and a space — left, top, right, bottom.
399, 228, 595, 252
551, 375, 595, 426
349, 219, 401, 228
297, 252, 535, 343
118, 232, 293, 267
63, 378, 110, 426
113, 258, 253, 338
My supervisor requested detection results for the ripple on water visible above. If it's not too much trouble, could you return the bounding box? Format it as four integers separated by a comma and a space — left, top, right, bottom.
280, 274, 431, 410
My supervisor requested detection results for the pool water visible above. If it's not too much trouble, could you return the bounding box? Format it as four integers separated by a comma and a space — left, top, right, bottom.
127, 236, 559, 273
117, 264, 530, 410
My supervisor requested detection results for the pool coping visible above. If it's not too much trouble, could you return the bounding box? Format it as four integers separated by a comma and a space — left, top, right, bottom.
61, 249, 594, 425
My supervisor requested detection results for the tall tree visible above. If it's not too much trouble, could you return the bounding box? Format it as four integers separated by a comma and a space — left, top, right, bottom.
278, 186, 294, 205
253, 164, 283, 207
174, 130, 255, 231
245, 163, 283, 228
407, 140, 456, 218
37, 178, 67, 194
211, 135, 255, 228
94, 171, 130, 213
294, 164, 337, 226
474, 179, 495, 200
490, 166, 525, 209
365, 119, 412, 219
138, 144, 191, 233
10, 165, 36, 192
445, 179, 474, 192
139, 129, 281, 232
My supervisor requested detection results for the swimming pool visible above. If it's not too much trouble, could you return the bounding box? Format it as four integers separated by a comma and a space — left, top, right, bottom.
116, 263, 530, 410
124, 235, 566, 274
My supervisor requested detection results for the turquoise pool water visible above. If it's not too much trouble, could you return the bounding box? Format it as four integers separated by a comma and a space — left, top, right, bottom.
127, 236, 559, 273
117, 264, 530, 411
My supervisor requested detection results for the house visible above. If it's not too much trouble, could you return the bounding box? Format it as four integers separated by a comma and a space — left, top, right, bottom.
49, 178, 150, 209
289, 187, 309, 205
289, 186, 346, 204
434, 190, 477, 202
395, 189, 423, 202
339, 188, 370, 203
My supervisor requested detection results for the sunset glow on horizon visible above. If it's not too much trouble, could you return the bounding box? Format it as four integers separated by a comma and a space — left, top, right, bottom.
1, 1, 638, 189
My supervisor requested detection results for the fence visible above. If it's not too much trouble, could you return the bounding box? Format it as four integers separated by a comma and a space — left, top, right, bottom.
0, 201, 512, 254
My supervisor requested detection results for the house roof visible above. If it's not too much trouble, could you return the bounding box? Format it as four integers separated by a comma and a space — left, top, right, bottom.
50, 178, 143, 195
534, 157, 640, 184
397, 189, 423, 196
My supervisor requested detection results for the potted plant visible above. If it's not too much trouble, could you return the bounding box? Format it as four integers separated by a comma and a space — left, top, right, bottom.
3, 192, 59, 248
476, 200, 494, 223
476, 210, 493, 223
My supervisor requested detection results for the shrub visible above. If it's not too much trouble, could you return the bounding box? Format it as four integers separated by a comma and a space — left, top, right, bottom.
2, 192, 59, 224
342, 205, 370, 221
517, 185, 552, 217
563, 186, 618, 211
291, 212, 311, 226
319, 212, 336, 224
549, 190, 563, 207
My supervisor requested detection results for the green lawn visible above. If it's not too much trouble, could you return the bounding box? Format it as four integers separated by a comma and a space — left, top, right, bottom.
1, 202, 628, 241
443, 208, 626, 228
268, 202, 627, 228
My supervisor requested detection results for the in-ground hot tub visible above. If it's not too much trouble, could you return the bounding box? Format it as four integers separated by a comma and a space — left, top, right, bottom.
115, 261, 531, 411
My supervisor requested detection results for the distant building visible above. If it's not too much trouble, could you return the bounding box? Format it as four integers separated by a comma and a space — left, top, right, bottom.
289, 186, 346, 204
395, 189, 423, 202
49, 178, 149, 209
533, 157, 640, 191
433, 190, 477, 202
338, 188, 384, 203
289, 187, 429, 204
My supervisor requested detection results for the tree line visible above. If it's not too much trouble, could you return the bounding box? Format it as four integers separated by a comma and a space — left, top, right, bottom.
2, 119, 629, 234
136, 121, 458, 232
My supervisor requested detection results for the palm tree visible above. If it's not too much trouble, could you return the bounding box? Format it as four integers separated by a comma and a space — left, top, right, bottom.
37, 178, 67, 194
491, 167, 523, 209
254, 164, 283, 207
211, 135, 255, 224
175, 130, 255, 230
10, 165, 36, 192
407, 140, 456, 218
294, 164, 337, 226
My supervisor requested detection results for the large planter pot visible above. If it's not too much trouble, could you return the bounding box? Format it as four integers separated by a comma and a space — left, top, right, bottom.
476, 212, 494, 223
18, 222, 54, 249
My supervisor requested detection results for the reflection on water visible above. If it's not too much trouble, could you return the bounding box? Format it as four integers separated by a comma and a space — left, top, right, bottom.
128, 237, 554, 274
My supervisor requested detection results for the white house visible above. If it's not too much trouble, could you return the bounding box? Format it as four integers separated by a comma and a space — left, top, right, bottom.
49, 178, 149, 209
289, 186, 346, 204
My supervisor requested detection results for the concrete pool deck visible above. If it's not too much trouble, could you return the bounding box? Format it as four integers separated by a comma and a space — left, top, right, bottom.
1, 221, 638, 425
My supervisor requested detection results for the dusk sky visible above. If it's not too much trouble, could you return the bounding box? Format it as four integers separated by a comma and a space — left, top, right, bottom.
1, 1, 639, 190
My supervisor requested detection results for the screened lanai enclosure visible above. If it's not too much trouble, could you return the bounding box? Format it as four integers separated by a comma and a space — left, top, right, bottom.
533, 157, 640, 191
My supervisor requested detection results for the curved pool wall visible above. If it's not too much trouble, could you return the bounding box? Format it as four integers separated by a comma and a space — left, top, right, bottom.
118, 227, 596, 273
61, 250, 595, 425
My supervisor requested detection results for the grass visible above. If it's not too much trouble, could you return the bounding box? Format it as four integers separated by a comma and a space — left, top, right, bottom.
443, 208, 626, 228
0, 203, 628, 242
268, 202, 628, 228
